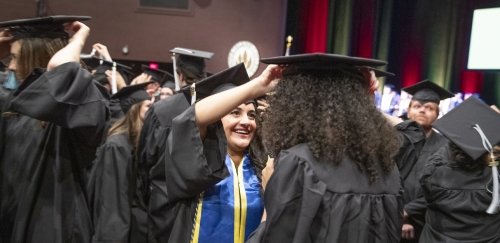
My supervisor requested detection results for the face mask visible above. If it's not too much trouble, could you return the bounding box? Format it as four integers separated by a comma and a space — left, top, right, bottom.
2, 71, 19, 90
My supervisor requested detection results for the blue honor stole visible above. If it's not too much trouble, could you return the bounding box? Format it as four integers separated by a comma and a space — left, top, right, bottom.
191, 154, 263, 243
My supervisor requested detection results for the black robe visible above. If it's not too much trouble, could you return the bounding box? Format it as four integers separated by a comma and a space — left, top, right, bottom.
402, 130, 448, 241
87, 133, 137, 243
134, 93, 190, 243
134, 93, 227, 243
247, 143, 403, 243
0, 63, 108, 243
419, 146, 500, 243
163, 102, 228, 243
137, 93, 228, 242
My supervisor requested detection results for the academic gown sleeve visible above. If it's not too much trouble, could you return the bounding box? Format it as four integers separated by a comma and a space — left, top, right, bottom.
165, 104, 228, 202
9, 62, 108, 129
87, 134, 133, 243
2, 62, 108, 243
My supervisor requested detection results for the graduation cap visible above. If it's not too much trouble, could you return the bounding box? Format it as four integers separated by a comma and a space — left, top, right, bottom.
111, 82, 152, 113
82, 57, 133, 85
180, 63, 249, 105
170, 47, 214, 91
162, 81, 176, 90
402, 80, 453, 104
433, 96, 500, 214
141, 65, 174, 86
260, 53, 387, 76
0, 15, 91, 40
433, 97, 500, 160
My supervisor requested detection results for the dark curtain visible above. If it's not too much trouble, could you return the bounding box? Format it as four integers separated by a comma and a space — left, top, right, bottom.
286, 0, 500, 106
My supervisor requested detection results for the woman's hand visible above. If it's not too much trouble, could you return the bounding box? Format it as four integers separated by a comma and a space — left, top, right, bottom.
251, 64, 283, 98
47, 21, 90, 70
130, 73, 152, 85
65, 21, 90, 48
93, 43, 112, 61
257, 98, 269, 116
261, 156, 275, 191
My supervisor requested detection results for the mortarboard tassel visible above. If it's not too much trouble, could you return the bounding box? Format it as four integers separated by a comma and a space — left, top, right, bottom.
473, 124, 499, 214
190, 83, 196, 105
111, 61, 118, 95
172, 54, 181, 91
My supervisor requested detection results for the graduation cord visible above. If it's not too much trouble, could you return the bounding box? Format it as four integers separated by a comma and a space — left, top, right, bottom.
473, 124, 499, 214
172, 54, 181, 91
190, 83, 196, 105
111, 62, 118, 94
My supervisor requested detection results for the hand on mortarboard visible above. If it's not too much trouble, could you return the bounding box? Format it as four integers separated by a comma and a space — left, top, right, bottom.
130, 73, 152, 85
359, 67, 379, 95
92, 43, 112, 62
251, 64, 283, 98
47, 21, 90, 70
65, 21, 89, 47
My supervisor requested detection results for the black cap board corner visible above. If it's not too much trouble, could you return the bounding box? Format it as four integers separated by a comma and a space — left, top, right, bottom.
433, 96, 500, 160
141, 64, 174, 85
111, 82, 152, 113
260, 53, 388, 76
169, 47, 214, 60
181, 63, 249, 99
402, 80, 454, 103
0, 15, 91, 40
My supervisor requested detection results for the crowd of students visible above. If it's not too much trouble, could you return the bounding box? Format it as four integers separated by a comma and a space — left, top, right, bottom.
0, 15, 499, 243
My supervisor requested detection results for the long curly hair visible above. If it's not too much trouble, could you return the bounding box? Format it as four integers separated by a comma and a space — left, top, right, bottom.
262, 68, 400, 183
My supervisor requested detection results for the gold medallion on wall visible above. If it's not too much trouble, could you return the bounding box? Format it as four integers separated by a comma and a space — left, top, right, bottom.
228, 41, 260, 78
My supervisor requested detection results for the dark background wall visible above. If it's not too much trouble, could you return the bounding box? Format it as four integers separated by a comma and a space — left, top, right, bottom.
0, 0, 288, 77
285, 0, 500, 106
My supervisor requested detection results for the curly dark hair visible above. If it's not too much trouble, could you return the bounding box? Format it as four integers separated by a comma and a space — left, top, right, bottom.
449, 141, 490, 171
262, 68, 400, 183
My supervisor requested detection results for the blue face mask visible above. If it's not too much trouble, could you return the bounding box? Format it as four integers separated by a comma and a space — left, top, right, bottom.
2, 71, 19, 90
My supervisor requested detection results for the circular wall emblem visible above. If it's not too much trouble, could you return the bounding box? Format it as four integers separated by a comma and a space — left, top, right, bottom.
228, 41, 260, 77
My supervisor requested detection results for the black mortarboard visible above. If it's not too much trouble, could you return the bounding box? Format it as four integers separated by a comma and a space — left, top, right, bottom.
162, 81, 176, 90
433, 96, 500, 160
260, 53, 387, 76
111, 83, 151, 113
402, 80, 454, 104
0, 15, 91, 40
170, 47, 214, 86
82, 57, 133, 84
180, 63, 249, 104
141, 65, 174, 86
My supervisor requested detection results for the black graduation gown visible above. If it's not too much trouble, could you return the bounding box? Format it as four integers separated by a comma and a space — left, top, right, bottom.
247, 143, 403, 243
134, 93, 226, 243
134, 93, 190, 243
87, 133, 135, 243
419, 146, 500, 243
403, 130, 448, 241
0, 62, 108, 243
163, 103, 228, 243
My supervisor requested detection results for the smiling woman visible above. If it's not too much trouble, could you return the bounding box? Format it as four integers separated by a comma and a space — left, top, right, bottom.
221, 101, 257, 165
